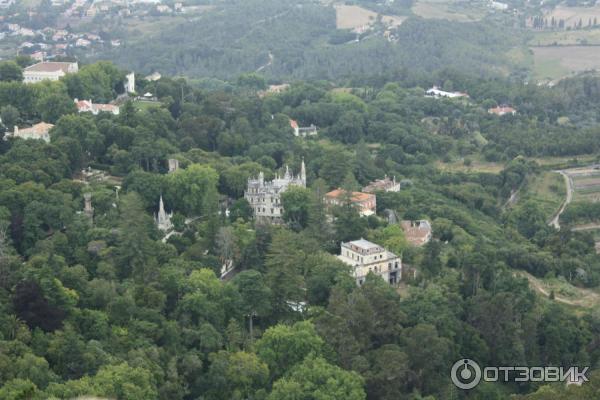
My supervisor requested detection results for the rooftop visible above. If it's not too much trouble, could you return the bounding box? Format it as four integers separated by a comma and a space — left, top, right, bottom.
325, 189, 374, 202
24, 61, 76, 73
346, 238, 381, 250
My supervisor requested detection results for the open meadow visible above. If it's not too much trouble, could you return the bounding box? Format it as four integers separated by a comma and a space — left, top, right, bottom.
531, 45, 600, 80
334, 4, 405, 30
411, 0, 486, 21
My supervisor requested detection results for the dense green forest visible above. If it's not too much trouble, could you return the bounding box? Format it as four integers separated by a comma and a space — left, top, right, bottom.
2, 58, 600, 399
97, 0, 525, 81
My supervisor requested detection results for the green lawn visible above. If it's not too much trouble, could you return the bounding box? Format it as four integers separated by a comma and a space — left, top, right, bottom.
133, 100, 162, 112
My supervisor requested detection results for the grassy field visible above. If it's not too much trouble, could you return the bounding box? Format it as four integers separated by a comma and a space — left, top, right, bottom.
530, 29, 600, 46
531, 45, 600, 80
572, 174, 600, 202
519, 171, 565, 219
435, 159, 506, 174
334, 4, 405, 30
411, 0, 486, 21
133, 100, 162, 112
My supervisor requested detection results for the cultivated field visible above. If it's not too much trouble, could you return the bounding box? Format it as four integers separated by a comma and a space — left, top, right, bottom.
531, 45, 600, 80
572, 174, 600, 201
334, 4, 405, 30
435, 159, 505, 174
411, 0, 486, 22
544, 5, 600, 30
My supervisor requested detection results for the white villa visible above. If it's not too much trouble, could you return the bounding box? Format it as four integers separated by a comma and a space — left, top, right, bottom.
425, 86, 469, 99
75, 99, 120, 115
244, 161, 306, 224
338, 238, 402, 285
23, 61, 78, 84
290, 119, 318, 137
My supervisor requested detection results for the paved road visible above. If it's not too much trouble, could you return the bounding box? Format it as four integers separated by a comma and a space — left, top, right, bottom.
548, 170, 573, 230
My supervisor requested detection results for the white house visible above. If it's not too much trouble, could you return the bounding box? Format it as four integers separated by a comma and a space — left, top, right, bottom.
290, 119, 318, 137
23, 61, 78, 84
425, 86, 469, 99
338, 238, 402, 285
75, 99, 120, 115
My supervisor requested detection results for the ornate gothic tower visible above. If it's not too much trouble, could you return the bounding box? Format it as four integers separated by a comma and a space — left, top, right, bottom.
155, 195, 173, 232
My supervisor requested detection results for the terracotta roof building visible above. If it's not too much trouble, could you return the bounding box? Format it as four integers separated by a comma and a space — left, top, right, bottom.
488, 105, 516, 116
325, 189, 376, 217
8, 122, 54, 142
75, 99, 120, 115
400, 220, 432, 246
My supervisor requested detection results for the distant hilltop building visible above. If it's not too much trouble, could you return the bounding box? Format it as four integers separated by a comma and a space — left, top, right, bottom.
488, 105, 516, 116
490, 0, 508, 10
145, 71, 161, 81
425, 86, 469, 99
400, 220, 432, 246
7, 122, 54, 142
258, 84, 290, 98
338, 238, 402, 285
362, 175, 400, 193
75, 99, 120, 115
155, 195, 173, 232
290, 119, 318, 137
23, 61, 78, 84
325, 189, 376, 217
245, 161, 306, 224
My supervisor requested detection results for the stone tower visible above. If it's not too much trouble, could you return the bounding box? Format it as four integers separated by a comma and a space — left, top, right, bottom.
168, 158, 179, 173
83, 192, 94, 221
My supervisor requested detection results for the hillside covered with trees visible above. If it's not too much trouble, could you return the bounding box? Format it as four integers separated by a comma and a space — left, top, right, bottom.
1, 59, 600, 399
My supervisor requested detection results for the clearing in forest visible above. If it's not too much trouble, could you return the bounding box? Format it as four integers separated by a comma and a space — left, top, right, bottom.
519, 271, 600, 309
531, 45, 600, 80
334, 4, 405, 30
411, 0, 485, 22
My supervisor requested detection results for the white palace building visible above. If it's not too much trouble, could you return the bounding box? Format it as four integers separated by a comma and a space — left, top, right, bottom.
245, 160, 306, 224
338, 238, 402, 285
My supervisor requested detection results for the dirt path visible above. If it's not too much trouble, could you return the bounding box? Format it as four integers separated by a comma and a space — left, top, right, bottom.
548, 170, 573, 230
256, 51, 274, 72
519, 271, 600, 308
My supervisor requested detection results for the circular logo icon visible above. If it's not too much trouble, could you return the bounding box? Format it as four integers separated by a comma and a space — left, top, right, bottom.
451, 359, 482, 390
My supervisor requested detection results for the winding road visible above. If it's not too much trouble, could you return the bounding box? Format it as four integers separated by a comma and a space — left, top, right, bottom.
548, 170, 573, 230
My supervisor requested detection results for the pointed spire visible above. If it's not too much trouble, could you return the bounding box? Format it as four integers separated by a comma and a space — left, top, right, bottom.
156, 195, 173, 232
